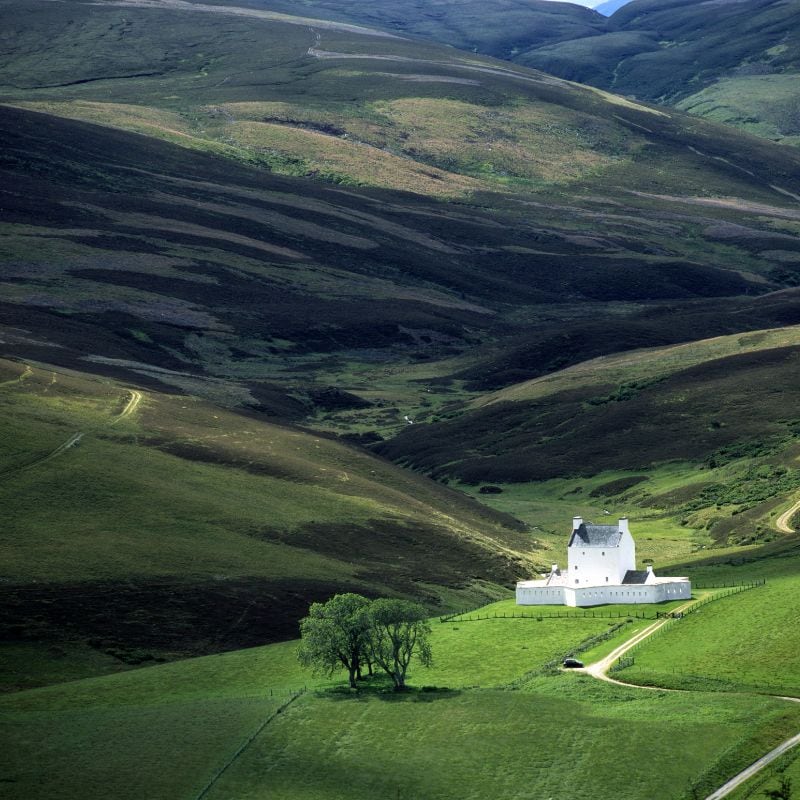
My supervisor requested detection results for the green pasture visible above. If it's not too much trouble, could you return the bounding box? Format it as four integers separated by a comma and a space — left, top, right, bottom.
199, 685, 798, 800
3, 596, 800, 800
457, 465, 758, 568
614, 551, 800, 696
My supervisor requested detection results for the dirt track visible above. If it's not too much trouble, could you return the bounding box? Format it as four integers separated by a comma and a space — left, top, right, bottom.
578, 600, 800, 798
775, 498, 800, 533
0, 382, 143, 479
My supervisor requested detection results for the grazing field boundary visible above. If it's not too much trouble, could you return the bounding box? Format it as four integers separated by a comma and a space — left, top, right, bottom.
192, 690, 306, 800
442, 608, 658, 622
505, 620, 636, 689
440, 581, 765, 625
609, 580, 766, 673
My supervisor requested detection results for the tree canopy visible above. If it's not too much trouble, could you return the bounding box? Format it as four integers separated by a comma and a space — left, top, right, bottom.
368, 598, 432, 690
297, 593, 372, 689
298, 594, 432, 690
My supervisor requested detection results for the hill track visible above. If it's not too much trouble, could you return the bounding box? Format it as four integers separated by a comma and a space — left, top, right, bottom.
100, 0, 404, 38
580, 599, 800, 798
0, 381, 142, 479
775, 499, 800, 534
703, 720, 800, 800
581, 599, 694, 687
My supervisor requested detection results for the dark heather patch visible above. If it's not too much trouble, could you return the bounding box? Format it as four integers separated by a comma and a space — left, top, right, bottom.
0, 578, 367, 659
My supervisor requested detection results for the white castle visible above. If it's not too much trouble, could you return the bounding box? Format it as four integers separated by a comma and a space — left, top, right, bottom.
516, 516, 691, 607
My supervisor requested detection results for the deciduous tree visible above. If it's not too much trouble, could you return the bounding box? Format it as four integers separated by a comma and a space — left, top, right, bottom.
367, 598, 432, 690
297, 593, 371, 689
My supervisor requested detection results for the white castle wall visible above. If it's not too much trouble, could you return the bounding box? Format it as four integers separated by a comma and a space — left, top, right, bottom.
515, 580, 691, 607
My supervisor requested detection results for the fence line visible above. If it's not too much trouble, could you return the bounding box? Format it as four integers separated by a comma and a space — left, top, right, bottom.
609, 580, 766, 673
441, 609, 659, 623
193, 689, 306, 800
506, 619, 635, 688
440, 580, 765, 625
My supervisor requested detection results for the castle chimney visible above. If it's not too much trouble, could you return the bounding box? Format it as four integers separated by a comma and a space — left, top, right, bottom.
618, 517, 629, 534
572, 515, 583, 530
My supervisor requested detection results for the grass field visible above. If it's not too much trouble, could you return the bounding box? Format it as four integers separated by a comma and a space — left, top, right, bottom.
612, 540, 800, 696
3, 594, 799, 800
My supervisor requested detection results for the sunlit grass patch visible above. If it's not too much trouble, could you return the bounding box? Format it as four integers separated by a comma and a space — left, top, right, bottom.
613, 571, 800, 696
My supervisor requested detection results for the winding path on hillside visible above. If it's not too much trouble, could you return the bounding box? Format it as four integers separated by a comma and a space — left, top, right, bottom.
579, 598, 800, 799
580, 599, 694, 686
0, 380, 143, 480
0, 364, 32, 386
775, 498, 800, 534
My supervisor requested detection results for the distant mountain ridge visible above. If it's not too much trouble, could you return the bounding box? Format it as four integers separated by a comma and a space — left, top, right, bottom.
593, 0, 632, 15
225, 0, 800, 145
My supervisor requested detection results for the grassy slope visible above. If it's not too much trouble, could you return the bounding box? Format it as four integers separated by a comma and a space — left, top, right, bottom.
614, 536, 800, 696
512, 0, 800, 146
1, 4, 800, 429
221, 0, 609, 60
0, 358, 531, 685
2, 595, 798, 800
184, 0, 800, 148
607, 536, 800, 799
377, 325, 800, 555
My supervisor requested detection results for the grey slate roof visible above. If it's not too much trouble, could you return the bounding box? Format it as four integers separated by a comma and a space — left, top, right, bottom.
568, 522, 622, 548
622, 570, 649, 585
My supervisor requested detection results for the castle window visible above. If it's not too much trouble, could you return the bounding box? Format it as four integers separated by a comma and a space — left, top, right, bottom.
602, 551, 605, 556
605, 577, 608, 582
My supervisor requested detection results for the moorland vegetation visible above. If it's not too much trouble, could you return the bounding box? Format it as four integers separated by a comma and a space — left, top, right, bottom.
3, 1, 800, 798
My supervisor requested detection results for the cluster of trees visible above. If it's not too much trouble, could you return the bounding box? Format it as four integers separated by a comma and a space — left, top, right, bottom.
298, 594, 432, 691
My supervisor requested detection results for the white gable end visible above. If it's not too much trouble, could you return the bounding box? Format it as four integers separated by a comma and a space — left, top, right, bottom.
567, 517, 635, 586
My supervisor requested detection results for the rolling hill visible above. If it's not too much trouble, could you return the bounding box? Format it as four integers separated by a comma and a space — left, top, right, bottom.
377, 325, 800, 550
3, 0, 800, 695
0, 357, 530, 688
240, 0, 800, 147
513, 0, 800, 146
2, 0, 800, 418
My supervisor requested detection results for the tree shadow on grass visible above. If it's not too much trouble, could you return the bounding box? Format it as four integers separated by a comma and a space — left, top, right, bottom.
318, 679, 462, 703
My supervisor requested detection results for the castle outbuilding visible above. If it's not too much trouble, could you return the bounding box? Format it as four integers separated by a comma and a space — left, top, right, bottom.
516, 516, 691, 607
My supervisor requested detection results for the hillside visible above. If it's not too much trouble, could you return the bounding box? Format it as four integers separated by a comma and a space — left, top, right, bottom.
513, 0, 800, 146
248, 0, 800, 147
377, 325, 800, 552
1, 1, 800, 583
4, 558, 800, 799
2, 1, 800, 423
166, 0, 610, 61
0, 358, 529, 687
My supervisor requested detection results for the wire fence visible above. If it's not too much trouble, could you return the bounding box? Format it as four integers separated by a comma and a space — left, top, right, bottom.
440, 580, 765, 626
441, 608, 659, 622
609, 579, 766, 673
